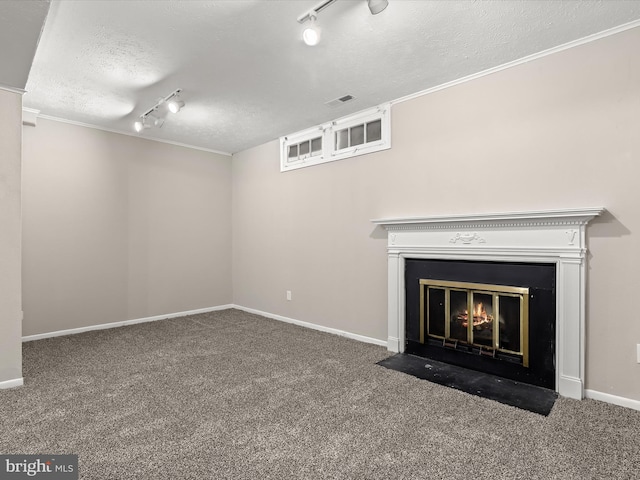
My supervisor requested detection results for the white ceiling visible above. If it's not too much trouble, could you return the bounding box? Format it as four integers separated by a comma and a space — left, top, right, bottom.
14, 0, 640, 154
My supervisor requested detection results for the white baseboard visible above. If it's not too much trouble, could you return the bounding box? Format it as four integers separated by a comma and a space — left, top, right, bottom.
585, 389, 640, 412
0, 377, 24, 389
233, 305, 387, 347
22, 304, 234, 342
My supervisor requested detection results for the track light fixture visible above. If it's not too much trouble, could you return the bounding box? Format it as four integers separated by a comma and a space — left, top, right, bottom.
297, 0, 388, 46
302, 15, 321, 46
133, 88, 184, 133
297, 0, 337, 46
367, 0, 388, 15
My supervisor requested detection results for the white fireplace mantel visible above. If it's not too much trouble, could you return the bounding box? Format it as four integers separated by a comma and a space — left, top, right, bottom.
372, 207, 605, 399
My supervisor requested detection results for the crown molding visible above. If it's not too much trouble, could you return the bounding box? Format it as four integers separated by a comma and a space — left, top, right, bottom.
0, 83, 26, 95
391, 20, 640, 107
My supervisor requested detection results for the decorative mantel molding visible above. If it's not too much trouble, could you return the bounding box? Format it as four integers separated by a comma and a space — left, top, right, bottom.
372, 207, 605, 400
372, 207, 605, 230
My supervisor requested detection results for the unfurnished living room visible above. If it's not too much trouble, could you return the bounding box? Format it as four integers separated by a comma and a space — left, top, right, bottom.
1, 0, 640, 478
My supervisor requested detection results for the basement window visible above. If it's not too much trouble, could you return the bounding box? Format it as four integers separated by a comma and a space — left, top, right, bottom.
287, 135, 323, 163
280, 103, 390, 172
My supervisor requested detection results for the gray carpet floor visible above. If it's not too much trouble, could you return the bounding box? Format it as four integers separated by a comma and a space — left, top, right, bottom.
1, 309, 639, 479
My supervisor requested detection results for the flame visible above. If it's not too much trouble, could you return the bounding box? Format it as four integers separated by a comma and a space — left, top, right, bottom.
458, 302, 494, 328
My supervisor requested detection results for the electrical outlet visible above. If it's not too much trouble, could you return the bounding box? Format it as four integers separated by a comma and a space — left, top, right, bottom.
286, 290, 292, 301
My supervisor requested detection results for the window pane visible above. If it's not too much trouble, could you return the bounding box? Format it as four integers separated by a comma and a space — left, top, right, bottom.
351, 124, 365, 146
335, 129, 349, 150
299, 140, 310, 156
288, 144, 298, 159
366, 119, 382, 143
311, 137, 322, 155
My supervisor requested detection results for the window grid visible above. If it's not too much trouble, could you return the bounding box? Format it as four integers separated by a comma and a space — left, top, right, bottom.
280, 104, 390, 172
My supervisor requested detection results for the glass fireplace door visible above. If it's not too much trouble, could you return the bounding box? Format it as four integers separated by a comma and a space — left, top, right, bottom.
419, 280, 530, 367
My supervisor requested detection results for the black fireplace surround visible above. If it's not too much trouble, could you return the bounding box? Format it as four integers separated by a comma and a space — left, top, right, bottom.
405, 259, 556, 389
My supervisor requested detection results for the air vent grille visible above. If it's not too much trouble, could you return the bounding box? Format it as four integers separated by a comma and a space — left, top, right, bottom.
325, 94, 355, 107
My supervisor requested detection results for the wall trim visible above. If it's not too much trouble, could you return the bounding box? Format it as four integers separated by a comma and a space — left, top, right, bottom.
391, 19, 640, 107
0, 83, 25, 95
32, 114, 232, 157
585, 389, 640, 412
233, 305, 388, 347
0, 377, 24, 390
22, 304, 234, 342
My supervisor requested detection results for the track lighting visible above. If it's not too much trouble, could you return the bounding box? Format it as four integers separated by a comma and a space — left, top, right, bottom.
302, 15, 321, 46
133, 88, 183, 133
368, 0, 388, 15
297, 0, 388, 46
297, 0, 337, 46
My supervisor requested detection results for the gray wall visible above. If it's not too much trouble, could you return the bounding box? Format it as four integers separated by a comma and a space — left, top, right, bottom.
232, 28, 640, 400
0, 89, 23, 384
22, 119, 232, 336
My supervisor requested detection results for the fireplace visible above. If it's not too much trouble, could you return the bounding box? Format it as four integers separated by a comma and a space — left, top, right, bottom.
372, 208, 604, 399
405, 259, 555, 389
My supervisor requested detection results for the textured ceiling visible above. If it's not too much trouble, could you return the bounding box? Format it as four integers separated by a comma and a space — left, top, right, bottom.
20, 0, 640, 154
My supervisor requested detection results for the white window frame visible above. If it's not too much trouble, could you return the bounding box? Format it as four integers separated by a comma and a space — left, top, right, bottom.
280, 103, 391, 172
280, 125, 328, 171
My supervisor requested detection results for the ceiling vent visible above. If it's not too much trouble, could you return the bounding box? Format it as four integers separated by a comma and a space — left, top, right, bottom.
325, 94, 355, 107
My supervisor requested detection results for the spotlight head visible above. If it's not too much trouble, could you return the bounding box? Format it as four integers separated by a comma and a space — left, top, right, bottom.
302, 15, 321, 46
133, 119, 149, 133
167, 98, 185, 114
368, 0, 388, 15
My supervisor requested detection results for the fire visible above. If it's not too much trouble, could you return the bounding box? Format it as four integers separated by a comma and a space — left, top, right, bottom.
458, 302, 494, 328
